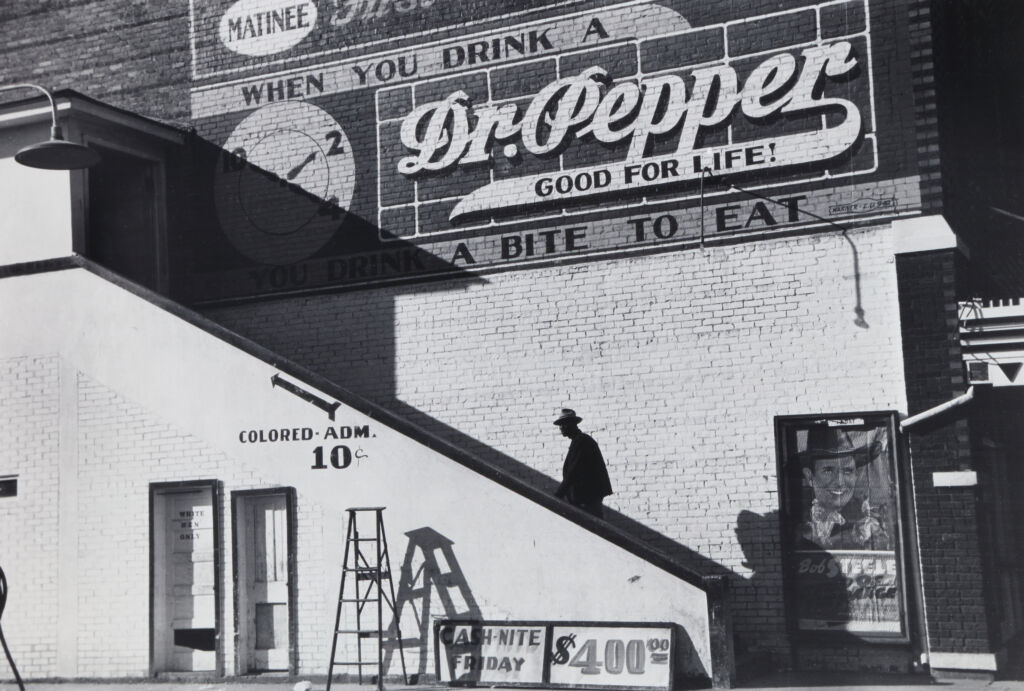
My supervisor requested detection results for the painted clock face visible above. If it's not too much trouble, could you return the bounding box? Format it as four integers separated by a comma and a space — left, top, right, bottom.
214, 100, 356, 265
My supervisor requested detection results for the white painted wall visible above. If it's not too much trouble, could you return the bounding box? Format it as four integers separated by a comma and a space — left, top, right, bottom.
0, 266, 713, 679
208, 223, 911, 656
0, 157, 73, 265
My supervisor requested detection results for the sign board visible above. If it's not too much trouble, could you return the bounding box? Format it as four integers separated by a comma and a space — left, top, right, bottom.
435, 620, 674, 690
547, 624, 673, 689
436, 622, 547, 686
187, 0, 922, 302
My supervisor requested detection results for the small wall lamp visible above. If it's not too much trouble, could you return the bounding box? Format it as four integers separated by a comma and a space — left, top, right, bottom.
0, 83, 100, 170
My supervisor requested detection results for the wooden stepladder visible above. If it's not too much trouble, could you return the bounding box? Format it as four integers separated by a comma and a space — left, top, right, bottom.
326, 507, 408, 691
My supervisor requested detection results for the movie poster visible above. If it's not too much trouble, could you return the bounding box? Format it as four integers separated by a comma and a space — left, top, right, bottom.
776, 413, 908, 639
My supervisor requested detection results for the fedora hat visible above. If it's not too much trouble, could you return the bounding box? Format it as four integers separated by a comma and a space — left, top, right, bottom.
801, 426, 878, 467
553, 408, 582, 426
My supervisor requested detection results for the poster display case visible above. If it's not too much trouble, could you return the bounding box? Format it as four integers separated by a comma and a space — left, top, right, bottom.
775, 412, 910, 642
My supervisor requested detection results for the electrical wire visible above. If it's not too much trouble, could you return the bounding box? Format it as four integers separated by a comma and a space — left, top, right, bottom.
0, 565, 26, 691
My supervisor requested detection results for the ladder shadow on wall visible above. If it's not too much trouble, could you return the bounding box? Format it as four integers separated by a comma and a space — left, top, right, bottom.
383, 526, 481, 683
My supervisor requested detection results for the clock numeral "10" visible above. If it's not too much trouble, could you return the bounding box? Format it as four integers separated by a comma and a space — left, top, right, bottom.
223, 147, 248, 173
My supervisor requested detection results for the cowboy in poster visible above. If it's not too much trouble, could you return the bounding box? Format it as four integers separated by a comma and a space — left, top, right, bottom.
786, 422, 904, 636
796, 427, 893, 551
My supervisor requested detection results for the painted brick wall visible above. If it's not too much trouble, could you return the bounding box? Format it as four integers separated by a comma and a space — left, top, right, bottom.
206, 223, 910, 663
0, 355, 61, 677
0, 0, 961, 676
0, 266, 723, 681
70, 369, 485, 678
73, 371, 334, 677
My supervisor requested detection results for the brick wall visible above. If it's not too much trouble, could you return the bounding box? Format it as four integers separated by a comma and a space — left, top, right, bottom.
897, 249, 993, 656
0, 3, 191, 122
0, 266, 727, 681
0, 0, 963, 676
206, 223, 909, 664
906, 0, 943, 214
0, 355, 61, 677
0, 363, 340, 677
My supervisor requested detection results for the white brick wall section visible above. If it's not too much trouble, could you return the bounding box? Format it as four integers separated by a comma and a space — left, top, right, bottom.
0, 355, 61, 677
207, 222, 907, 652
73, 373, 340, 676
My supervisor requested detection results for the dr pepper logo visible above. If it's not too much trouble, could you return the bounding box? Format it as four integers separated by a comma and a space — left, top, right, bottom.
375, 0, 876, 234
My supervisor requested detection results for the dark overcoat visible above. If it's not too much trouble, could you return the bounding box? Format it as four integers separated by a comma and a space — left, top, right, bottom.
555, 433, 613, 504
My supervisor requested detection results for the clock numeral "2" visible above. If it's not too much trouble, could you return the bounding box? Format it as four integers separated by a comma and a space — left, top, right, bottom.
325, 131, 345, 156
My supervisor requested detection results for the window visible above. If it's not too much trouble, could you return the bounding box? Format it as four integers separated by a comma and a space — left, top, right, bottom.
86, 146, 165, 291
0, 476, 17, 498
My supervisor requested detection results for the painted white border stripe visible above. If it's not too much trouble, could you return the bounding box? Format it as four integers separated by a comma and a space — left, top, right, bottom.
931, 471, 978, 488
928, 651, 997, 672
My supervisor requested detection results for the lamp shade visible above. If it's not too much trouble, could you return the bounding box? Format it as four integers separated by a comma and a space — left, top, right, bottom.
1, 83, 101, 170
15, 138, 101, 170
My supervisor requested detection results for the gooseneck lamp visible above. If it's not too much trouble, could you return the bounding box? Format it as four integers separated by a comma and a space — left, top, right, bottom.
1, 83, 100, 170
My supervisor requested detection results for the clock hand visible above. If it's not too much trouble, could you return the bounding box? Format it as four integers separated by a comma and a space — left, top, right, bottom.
287, 152, 318, 180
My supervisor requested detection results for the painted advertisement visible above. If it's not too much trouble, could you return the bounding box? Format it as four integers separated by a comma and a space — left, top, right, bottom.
187, 0, 921, 302
547, 625, 673, 689
192, 0, 585, 78
235, 373, 377, 470
434, 620, 674, 689
436, 622, 548, 685
775, 413, 909, 639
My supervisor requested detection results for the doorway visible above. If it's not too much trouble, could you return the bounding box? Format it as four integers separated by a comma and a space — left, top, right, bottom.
150, 481, 221, 674
232, 488, 296, 674
86, 144, 166, 292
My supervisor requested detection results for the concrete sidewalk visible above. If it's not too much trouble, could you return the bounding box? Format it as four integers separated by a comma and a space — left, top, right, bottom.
2, 674, 1024, 691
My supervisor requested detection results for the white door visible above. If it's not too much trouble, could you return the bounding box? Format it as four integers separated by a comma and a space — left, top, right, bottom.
239, 493, 291, 671
153, 487, 217, 672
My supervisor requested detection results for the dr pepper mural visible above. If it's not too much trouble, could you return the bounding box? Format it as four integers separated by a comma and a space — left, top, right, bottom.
187, 0, 921, 301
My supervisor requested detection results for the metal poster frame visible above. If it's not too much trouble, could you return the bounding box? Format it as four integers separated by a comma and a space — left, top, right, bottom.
774, 412, 911, 644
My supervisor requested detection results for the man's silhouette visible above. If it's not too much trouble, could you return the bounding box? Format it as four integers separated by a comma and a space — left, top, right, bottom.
553, 409, 613, 518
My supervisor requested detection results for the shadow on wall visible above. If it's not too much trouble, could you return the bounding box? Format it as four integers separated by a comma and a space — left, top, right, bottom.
179, 133, 785, 673
385, 526, 482, 681
378, 406, 743, 685
176, 129, 492, 405
388, 401, 734, 582
733, 509, 788, 673
181, 131, 736, 584
381, 526, 706, 687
